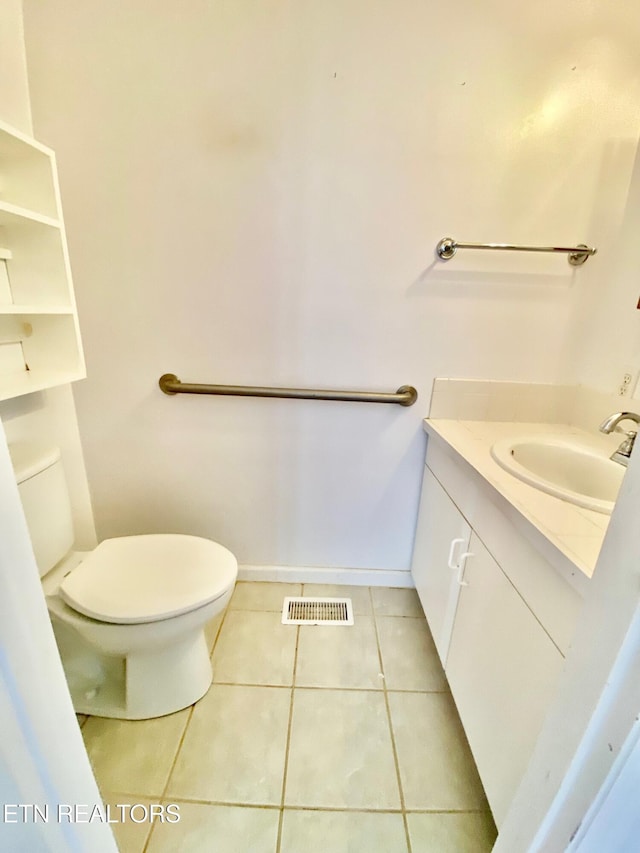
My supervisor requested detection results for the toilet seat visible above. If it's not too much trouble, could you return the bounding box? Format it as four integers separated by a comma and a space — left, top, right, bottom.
59, 534, 237, 625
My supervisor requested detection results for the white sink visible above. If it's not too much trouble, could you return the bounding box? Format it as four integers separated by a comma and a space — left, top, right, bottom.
491, 434, 625, 514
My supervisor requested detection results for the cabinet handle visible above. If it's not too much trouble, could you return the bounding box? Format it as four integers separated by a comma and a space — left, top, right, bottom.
447, 538, 466, 570
456, 551, 474, 586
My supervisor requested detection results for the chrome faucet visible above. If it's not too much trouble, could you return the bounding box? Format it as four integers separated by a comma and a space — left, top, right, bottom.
599, 411, 640, 467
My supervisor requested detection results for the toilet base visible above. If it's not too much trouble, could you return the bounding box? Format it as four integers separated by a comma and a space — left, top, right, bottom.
50, 595, 231, 720
66, 628, 212, 720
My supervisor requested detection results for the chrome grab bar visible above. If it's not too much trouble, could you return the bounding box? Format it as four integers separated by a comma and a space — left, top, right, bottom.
436, 237, 597, 266
159, 374, 418, 407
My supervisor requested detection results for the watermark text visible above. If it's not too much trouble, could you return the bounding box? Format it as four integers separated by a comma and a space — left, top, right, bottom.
2, 803, 180, 824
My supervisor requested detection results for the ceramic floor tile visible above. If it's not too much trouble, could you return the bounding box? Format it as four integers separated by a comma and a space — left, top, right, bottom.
377, 616, 448, 691
301, 584, 373, 616
406, 811, 496, 852
295, 615, 382, 690
146, 802, 279, 853
229, 581, 302, 612
101, 795, 155, 853
82, 709, 190, 797
280, 809, 408, 853
389, 692, 487, 811
285, 689, 400, 809
371, 587, 423, 617
166, 684, 290, 805
212, 611, 296, 686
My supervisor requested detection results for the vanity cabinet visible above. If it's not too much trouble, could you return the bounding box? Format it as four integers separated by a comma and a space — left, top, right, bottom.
0, 119, 85, 401
411, 465, 471, 665
411, 438, 582, 828
445, 531, 564, 825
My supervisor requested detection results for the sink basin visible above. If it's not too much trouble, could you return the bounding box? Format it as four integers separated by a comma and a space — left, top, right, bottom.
491, 435, 625, 514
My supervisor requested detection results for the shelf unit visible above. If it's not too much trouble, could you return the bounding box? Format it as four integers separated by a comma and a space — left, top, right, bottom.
0, 119, 85, 402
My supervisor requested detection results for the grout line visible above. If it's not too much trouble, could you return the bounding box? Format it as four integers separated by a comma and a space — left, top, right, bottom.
404, 807, 490, 814
273, 805, 406, 814
209, 596, 235, 661
157, 797, 408, 814
99, 790, 489, 815
386, 687, 450, 695
209, 680, 447, 695
370, 586, 413, 853
211, 681, 292, 691
159, 708, 196, 799
147, 605, 234, 849
164, 798, 282, 810
211, 680, 384, 692
142, 600, 236, 853
374, 613, 426, 620
141, 704, 196, 853
276, 623, 300, 853
228, 607, 286, 613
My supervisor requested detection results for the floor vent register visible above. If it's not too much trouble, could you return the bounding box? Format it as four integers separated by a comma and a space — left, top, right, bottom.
281, 597, 354, 626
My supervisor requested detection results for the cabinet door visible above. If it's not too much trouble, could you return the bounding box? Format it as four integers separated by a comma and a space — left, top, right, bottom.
411, 465, 471, 665
445, 532, 564, 827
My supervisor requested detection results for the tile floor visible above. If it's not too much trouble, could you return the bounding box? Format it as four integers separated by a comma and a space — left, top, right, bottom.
78, 582, 497, 852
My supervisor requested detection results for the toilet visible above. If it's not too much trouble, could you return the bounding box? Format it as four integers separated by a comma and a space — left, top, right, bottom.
10, 441, 237, 720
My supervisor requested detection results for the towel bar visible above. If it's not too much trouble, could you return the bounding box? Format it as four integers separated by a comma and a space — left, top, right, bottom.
436, 237, 596, 266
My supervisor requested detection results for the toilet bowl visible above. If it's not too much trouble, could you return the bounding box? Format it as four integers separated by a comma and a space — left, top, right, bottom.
10, 442, 238, 720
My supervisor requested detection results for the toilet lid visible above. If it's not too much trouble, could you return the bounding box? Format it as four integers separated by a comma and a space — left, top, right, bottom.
59, 534, 237, 624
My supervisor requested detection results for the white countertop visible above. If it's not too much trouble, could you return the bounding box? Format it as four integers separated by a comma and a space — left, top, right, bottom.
423, 419, 619, 581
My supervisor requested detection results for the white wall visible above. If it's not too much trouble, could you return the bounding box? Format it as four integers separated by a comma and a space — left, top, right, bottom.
563, 140, 640, 397
22, 0, 640, 573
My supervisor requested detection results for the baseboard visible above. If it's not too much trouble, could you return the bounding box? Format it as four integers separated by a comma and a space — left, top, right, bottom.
237, 564, 414, 588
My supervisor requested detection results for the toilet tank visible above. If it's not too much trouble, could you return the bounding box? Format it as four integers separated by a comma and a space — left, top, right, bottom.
9, 442, 75, 578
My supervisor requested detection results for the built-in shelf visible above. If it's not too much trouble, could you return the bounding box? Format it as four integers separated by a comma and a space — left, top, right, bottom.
0, 304, 75, 315
0, 118, 59, 218
0, 119, 85, 400
0, 368, 87, 404
0, 200, 60, 229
